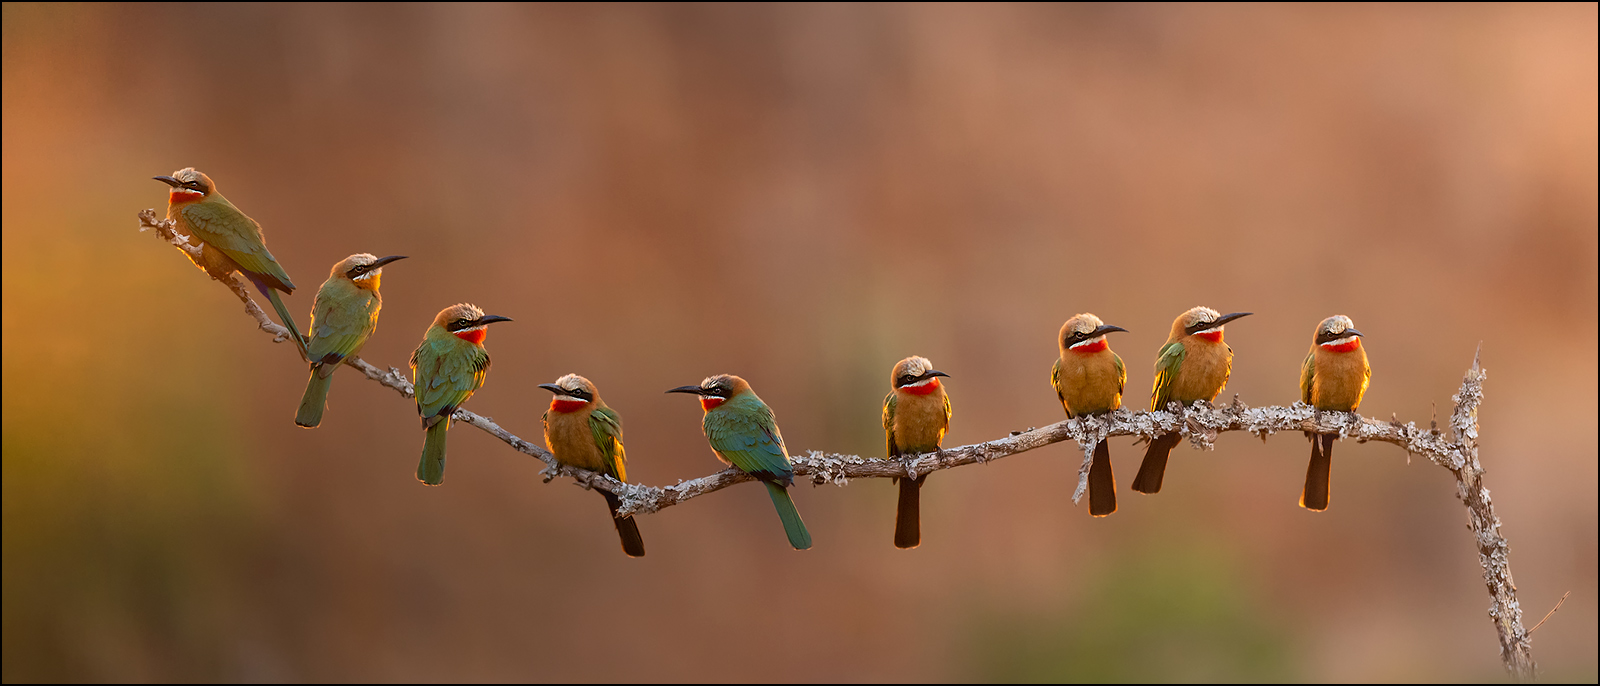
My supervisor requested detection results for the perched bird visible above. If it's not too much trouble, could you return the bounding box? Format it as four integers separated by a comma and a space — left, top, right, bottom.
883, 356, 951, 549
1298, 315, 1371, 511
667, 375, 812, 550
410, 304, 512, 485
539, 374, 646, 557
1132, 307, 1252, 495
155, 168, 309, 359
1050, 314, 1129, 516
294, 254, 407, 428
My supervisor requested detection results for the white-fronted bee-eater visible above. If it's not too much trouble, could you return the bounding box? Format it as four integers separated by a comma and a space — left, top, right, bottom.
410, 304, 512, 485
1298, 315, 1370, 511
539, 374, 646, 557
667, 375, 812, 550
883, 356, 951, 549
1050, 314, 1128, 516
1132, 306, 1252, 495
295, 253, 407, 428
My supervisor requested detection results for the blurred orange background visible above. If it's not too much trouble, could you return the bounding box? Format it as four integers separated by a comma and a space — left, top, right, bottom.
3, 3, 1595, 681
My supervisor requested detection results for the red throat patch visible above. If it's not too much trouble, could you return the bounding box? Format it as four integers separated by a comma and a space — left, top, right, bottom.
900, 378, 942, 396
550, 399, 588, 413
1194, 330, 1224, 343
700, 396, 726, 411
1070, 339, 1109, 354
169, 190, 203, 204
454, 328, 487, 344
1321, 339, 1361, 353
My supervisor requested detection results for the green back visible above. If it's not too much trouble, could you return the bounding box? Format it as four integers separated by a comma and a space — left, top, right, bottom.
178, 194, 296, 289
1150, 340, 1187, 411
587, 405, 627, 482
704, 393, 792, 480
1300, 350, 1316, 405
306, 278, 380, 367
409, 329, 489, 422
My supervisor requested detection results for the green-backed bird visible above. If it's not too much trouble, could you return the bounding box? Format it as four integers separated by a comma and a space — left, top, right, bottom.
667, 375, 812, 550
155, 168, 309, 359
294, 254, 407, 428
1298, 315, 1371, 511
539, 374, 646, 558
883, 356, 950, 549
1132, 306, 1252, 495
410, 303, 512, 485
1051, 314, 1129, 516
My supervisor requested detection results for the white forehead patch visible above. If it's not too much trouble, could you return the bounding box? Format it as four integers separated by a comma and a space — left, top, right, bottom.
555, 373, 589, 392
1322, 316, 1353, 335
1068, 313, 1103, 335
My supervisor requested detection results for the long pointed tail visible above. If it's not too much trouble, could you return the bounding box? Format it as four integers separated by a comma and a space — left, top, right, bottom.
418, 420, 448, 485
1300, 433, 1333, 511
894, 475, 926, 549
1132, 432, 1182, 494
1088, 439, 1117, 517
600, 491, 646, 558
257, 283, 309, 361
763, 481, 812, 550
295, 366, 334, 428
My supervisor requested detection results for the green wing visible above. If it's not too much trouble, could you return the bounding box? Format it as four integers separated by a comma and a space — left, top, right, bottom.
1300, 349, 1316, 404
306, 284, 378, 368
882, 391, 899, 458
1050, 357, 1065, 405
178, 199, 295, 288
1150, 340, 1187, 411
704, 399, 792, 480
410, 338, 489, 422
1113, 351, 1127, 396
588, 406, 627, 482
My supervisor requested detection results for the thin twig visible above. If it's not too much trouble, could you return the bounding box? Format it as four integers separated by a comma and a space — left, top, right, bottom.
1528, 591, 1570, 636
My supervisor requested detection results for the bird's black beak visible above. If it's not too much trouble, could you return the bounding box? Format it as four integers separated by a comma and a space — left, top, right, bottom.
475, 315, 513, 326
1345, 327, 1363, 337
154, 176, 181, 188
1093, 324, 1129, 337
537, 383, 564, 394
1213, 312, 1253, 327
371, 255, 408, 268
666, 385, 704, 395
924, 370, 951, 380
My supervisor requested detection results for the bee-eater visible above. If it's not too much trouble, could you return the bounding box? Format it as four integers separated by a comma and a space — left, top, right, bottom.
410, 304, 512, 485
883, 356, 951, 549
1050, 314, 1129, 516
1132, 307, 1252, 495
667, 375, 812, 550
155, 168, 308, 359
1298, 315, 1370, 511
294, 254, 407, 428
539, 374, 646, 558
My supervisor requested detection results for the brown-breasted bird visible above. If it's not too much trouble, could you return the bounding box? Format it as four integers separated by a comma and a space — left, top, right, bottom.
539, 374, 646, 557
1132, 306, 1252, 495
155, 168, 308, 359
883, 356, 951, 548
295, 254, 407, 428
1050, 314, 1128, 516
1298, 315, 1370, 511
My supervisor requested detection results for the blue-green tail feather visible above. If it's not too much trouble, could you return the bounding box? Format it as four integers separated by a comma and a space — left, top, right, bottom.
764, 482, 812, 550
418, 421, 448, 485
295, 367, 333, 428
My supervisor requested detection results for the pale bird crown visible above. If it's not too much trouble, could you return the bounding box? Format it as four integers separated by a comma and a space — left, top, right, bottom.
1318, 315, 1355, 337
1180, 306, 1221, 329
433, 303, 485, 327
891, 356, 934, 383
171, 167, 214, 193
554, 373, 595, 395
332, 253, 379, 276
1063, 313, 1104, 337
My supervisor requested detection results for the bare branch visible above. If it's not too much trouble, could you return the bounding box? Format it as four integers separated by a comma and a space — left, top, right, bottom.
140, 210, 1540, 680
